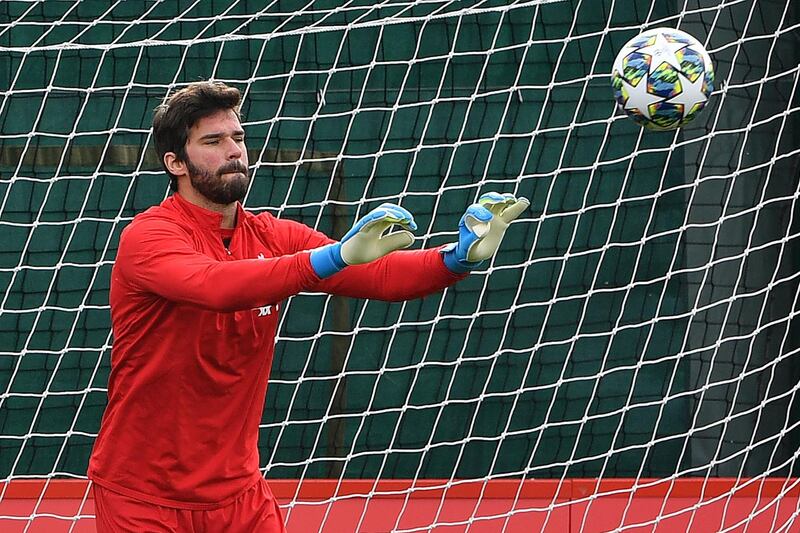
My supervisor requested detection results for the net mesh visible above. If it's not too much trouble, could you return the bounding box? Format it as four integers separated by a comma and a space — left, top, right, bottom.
1, 0, 799, 530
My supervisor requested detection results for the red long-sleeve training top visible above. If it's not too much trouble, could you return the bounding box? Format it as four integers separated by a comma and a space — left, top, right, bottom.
87, 192, 464, 509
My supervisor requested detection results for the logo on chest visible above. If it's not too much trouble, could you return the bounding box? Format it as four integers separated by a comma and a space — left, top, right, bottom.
256, 303, 278, 317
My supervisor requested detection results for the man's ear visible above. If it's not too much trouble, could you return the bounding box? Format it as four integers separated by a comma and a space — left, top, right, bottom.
164, 152, 186, 177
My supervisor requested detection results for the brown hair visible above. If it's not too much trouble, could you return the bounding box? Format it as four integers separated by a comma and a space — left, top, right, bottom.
153, 81, 242, 191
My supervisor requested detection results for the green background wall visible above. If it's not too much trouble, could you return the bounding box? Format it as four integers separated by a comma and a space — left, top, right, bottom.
1, 0, 798, 482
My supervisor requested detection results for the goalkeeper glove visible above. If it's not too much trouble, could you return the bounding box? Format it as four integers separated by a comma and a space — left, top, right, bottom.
310, 203, 417, 278
442, 192, 530, 274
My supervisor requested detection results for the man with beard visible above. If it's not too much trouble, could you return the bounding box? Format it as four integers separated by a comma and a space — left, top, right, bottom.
87, 81, 528, 532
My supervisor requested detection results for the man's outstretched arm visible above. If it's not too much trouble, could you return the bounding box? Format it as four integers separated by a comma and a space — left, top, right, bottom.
305, 192, 529, 301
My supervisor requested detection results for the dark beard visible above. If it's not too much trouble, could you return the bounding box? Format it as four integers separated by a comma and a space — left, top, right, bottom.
186, 159, 249, 205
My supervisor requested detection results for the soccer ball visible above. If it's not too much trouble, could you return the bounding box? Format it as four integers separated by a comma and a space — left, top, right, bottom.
611, 27, 714, 131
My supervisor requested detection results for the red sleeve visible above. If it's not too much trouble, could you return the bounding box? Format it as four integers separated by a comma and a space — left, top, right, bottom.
314, 248, 467, 301
115, 217, 321, 312
266, 215, 467, 301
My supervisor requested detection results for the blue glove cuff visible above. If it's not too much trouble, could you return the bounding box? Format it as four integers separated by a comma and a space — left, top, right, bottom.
441, 243, 483, 274
309, 243, 347, 278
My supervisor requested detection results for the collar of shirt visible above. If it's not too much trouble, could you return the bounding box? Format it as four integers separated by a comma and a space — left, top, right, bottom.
170, 192, 246, 232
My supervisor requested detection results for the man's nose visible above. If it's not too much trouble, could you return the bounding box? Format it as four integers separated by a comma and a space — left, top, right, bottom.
226, 138, 243, 159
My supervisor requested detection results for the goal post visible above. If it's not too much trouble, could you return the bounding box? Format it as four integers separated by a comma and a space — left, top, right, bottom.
1, 0, 799, 531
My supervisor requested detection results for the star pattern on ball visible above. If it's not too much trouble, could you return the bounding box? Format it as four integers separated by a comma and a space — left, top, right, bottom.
622, 75, 663, 119
636, 32, 688, 74
667, 70, 708, 111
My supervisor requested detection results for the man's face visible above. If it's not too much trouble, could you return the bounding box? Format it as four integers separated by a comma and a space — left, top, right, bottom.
183, 109, 250, 205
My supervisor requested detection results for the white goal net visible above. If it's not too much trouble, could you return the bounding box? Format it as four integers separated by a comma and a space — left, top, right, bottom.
1, 0, 799, 531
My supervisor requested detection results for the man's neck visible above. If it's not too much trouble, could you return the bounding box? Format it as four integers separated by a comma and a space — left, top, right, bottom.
178, 187, 238, 229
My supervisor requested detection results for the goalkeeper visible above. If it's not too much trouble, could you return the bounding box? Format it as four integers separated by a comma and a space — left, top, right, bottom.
87, 81, 528, 532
